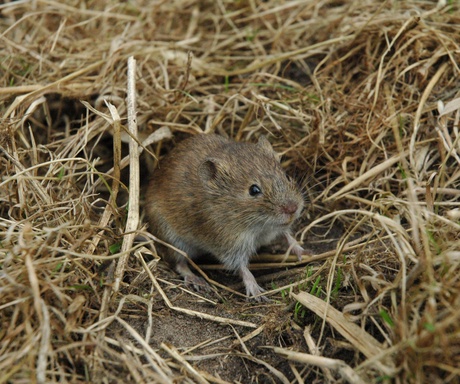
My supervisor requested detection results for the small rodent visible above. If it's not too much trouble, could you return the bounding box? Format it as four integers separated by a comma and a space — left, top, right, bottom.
146, 133, 305, 300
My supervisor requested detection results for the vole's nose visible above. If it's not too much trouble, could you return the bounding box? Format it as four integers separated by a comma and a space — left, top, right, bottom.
281, 200, 299, 215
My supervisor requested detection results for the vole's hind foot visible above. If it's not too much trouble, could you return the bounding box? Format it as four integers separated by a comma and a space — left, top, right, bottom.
184, 274, 210, 292
175, 258, 210, 292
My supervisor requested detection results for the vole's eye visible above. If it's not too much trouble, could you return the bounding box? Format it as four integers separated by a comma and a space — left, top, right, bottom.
249, 184, 262, 196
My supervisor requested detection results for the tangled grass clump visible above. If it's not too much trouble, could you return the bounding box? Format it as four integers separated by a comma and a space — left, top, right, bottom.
1, 0, 460, 382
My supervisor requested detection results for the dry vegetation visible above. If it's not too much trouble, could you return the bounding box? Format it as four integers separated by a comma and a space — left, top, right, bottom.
1, 0, 460, 383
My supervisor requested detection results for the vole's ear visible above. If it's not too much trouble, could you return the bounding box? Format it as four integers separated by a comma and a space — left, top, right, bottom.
257, 135, 273, 151
257, 135, 280, 162
198, 157, 223, 182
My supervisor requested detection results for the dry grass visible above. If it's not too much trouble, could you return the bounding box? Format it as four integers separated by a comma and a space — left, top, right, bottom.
1, 0, 460, 383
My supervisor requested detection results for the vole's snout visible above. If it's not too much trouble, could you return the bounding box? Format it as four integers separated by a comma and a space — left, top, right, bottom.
281, 200, 300, 216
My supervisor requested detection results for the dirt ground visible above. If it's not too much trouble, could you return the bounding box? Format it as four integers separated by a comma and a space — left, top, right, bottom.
111, 224, 343, 383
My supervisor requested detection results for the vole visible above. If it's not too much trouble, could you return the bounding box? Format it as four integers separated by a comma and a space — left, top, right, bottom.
146, 133, 305, 300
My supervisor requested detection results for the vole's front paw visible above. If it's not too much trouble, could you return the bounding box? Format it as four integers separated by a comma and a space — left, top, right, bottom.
292, 243, 311, 261
250, 294, 271, 303
239, 265, 272, 301
245, 281, 271, 302
285, 232, 309, 261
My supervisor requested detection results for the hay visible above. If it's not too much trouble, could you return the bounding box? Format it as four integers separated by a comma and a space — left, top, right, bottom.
1, 0, 460, 382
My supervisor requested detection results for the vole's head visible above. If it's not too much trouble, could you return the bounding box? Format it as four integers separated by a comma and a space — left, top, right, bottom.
197, 136, 304, 231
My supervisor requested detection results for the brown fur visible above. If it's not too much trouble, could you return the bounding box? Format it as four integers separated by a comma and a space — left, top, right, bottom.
146, 134, 305, 300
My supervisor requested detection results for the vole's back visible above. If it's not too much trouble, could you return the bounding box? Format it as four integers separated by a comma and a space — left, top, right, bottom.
146, 134, 229, 253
